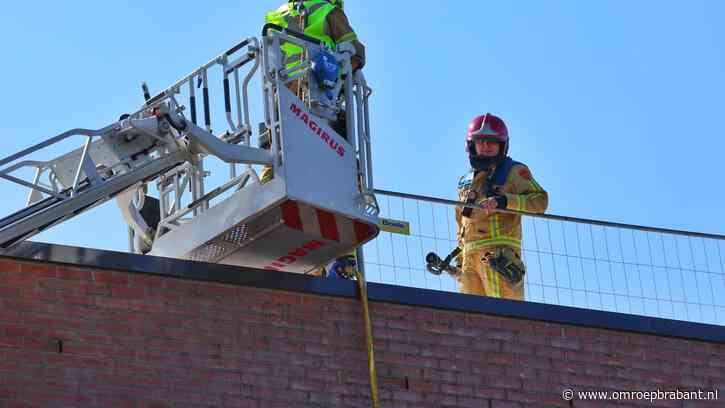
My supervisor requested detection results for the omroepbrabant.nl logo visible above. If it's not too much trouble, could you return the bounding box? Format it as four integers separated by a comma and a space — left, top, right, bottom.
561, 388, 719, 403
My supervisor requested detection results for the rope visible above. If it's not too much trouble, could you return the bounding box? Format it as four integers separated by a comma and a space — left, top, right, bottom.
355, 269, 379, 408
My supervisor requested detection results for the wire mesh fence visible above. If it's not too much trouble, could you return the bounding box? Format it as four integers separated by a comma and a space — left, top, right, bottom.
362, 189, 725, 326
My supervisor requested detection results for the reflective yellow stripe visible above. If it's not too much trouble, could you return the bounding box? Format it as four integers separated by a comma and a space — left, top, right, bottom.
530, 179, 543, 191
265, 0, 337, 60
493, 265, 501, 297
488, 265, 497, 297
337, 32, 357, 43
529, 192, 546, 206
516, 195, 524, 211
464, 237, 521, 252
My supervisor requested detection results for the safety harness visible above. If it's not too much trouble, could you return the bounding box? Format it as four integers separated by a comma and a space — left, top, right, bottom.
460, 157, 519, 218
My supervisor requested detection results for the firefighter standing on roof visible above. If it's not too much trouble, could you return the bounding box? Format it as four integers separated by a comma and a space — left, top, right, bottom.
454, 114, 548, 300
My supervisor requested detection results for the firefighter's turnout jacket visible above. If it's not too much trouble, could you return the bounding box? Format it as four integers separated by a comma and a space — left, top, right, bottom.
454, 159, 548, 299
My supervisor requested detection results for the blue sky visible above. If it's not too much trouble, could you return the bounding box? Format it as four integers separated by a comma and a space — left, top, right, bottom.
1, 0, 724, 252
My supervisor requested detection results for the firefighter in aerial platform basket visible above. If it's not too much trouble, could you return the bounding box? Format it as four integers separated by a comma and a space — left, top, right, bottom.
259, 0, 366, 186
260, 0, 367, 278
429, 113, 548, 300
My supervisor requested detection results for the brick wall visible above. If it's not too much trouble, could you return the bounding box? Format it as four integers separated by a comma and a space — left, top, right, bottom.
0, 257, 723, 408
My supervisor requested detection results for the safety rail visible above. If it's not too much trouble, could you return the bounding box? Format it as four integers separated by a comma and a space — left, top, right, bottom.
143, 37, 260, 142
364, 189, 725, 326
138, 36, 262, 220
0, 114, 190, 249
0, 126, 121, 202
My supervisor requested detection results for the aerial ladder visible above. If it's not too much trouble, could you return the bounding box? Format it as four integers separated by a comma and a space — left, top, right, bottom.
0, 25, 380, 274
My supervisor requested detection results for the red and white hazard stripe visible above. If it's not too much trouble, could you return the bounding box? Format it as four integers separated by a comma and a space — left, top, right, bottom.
280, 200, 377, 245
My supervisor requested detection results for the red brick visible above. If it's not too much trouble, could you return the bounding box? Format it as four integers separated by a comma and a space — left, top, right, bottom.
491, 400, 522, 408
550, 336, 581, 350
20, 262, 56, 277
0, 387, 19, 399
486, 329, 516, 341
92, 270, 129, 285
57, 293, 95, 307
470, 339, 502, 352
308, 391, 342, 405
422, 367, 456, 382
0, 263, 721, 408
420, 345, 455, 359
535, 345, 566, 359
441, 383, 474, 396
267, 291, 302, 306
502, 342, 534, 355
387, 318, 417, 331
408, 379, 437, 393
0, 259, 21, 273
393, 390, 424, 403
452, 326, 484, 338
421, 394, 458, 406
0, 272, 37, 286
483, 375, 522, 389
475, 387, 506, 399
199, 282, 237, 298
403, 330, 439, 345
439, 334, 468, 347
94, 297, 129, 310
612, 343, 646, 358
420, 321, 453, 334
139, 402, 173, 408
507, 390, 570, 407
375, 327, 405, 342
533, 322, 565, 336
111, 286, 146, 299
679, 352, 710, 366
56, 266, 93, 281
457, 397, 491, 408
465, 314, 502, 329
0, 286, 22, 298
381, 377, 406, 389
130, 273, 164, 287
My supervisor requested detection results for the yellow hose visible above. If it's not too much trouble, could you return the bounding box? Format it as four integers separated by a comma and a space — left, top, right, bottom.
355, 269, 380, 408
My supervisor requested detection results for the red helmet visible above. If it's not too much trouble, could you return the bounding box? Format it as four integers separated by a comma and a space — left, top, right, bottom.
465, 113, 509, 157
465, 113, 509, 170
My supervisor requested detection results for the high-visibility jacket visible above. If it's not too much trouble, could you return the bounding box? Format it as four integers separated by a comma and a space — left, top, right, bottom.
265, 0, 365, 72
455, 160, 548, 256
266, 1, 350, 64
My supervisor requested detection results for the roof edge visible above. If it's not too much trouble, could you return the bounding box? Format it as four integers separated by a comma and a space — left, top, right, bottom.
3, 241, 723, 344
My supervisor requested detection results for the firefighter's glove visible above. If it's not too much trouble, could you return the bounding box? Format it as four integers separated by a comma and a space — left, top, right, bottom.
328, 255, 357, 280
479, 196, 507, 214
483, 248, 525, 285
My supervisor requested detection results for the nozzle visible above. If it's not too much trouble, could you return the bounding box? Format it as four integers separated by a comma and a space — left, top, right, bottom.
425, 252, 441, 265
